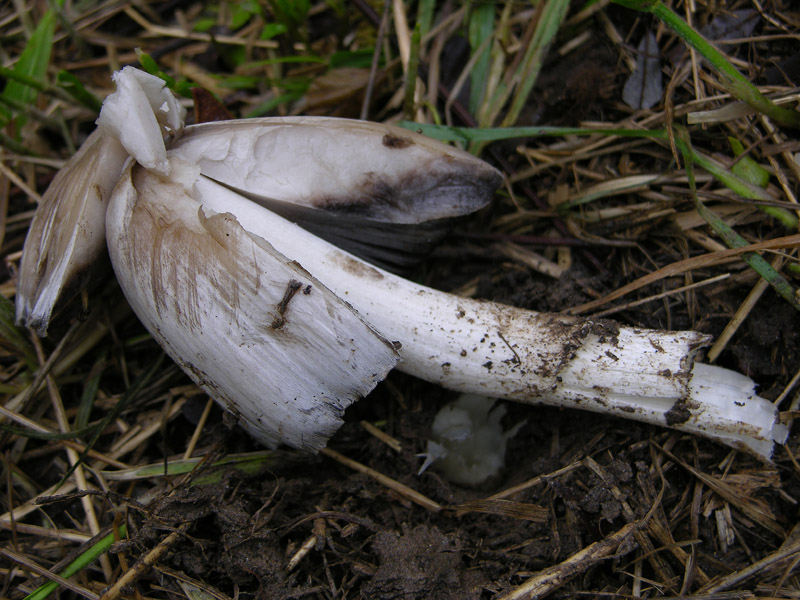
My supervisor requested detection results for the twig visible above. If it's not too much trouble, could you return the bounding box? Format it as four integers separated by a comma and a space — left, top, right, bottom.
320, 448, 441, 512
287, 534, 317, 571
498, 521, 641, 600
0, 159, 43, 204
360, 420, 402, 452
182, 396, 213, 459
487, 461, 582, 501
0, 521, 90, 542
654, 444, 784, 538
99, 523, 190, 600
584, 456, 684, 588
698, 534, 800, 594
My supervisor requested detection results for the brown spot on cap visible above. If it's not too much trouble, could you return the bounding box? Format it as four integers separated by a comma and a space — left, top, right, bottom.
382, 134, 414, 149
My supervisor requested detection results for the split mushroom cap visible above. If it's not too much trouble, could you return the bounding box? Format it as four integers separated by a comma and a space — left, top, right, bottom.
172, 117, 502, 224
169, 117, 503, 271
16, 67, 185, 336
15, 130, 129, 335
106, 158, 401, 450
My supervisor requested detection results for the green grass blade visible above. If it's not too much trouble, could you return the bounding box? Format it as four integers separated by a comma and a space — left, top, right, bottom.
0, 129, 34, 154
404, 120, 800, 309
417, 0, 436, 41
501, 0, 568, 128
721, 136, 796, 225
0, 294, 38, 369
240, 55, 325, 68
694, 199, 800, 311
477, 0, 567, 138
56, 70, 102, 112
398, 121, 666, 143
0, 11, 56, 129
99, 450, 292, 482
689, 148, 797, 228
468, 2, 495, 116
137, 51, 194, 98
677, 130, 800, 312
329, 49, 377, 69
727, 137, 770, 189
0, 93, 63, 129
268, 0, 310, 41
23, 524, 127, 600
560, 174, 664, 211
610, 0, 800, 128
0, 66, 73, 104
401, 122, 798, 227
245, 90, 306, 117
0, 67, 51, 93
75, 357, 105, 430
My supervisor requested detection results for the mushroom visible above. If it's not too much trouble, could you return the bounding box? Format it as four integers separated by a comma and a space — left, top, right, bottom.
15, 129, 129, 335
16, 67, 184, 335
17, 67, 789, 459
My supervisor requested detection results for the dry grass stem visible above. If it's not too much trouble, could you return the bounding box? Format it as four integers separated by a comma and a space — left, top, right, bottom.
360, 420, 403, 453
567, 233, 800, 315
98, 523, 189, 600
320, 448, 442, 513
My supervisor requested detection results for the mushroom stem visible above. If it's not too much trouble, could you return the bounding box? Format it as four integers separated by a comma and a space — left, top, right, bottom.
192, 175, 788, 459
